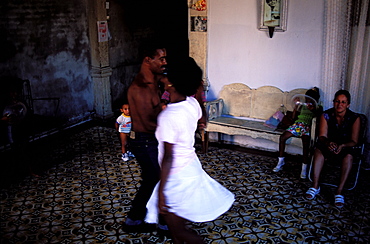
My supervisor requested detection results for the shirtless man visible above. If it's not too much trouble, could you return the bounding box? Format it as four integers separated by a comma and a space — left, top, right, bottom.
123, 44, 167, 233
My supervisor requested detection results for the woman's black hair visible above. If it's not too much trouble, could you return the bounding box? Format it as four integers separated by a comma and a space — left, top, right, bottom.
334, 89, 351, 104
166, 56, 203, 96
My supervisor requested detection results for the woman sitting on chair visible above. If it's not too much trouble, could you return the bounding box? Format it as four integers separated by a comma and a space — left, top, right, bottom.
305, 90, 360, 208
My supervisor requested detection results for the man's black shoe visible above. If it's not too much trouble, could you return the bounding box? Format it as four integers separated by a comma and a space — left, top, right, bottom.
122, 222, 156, 233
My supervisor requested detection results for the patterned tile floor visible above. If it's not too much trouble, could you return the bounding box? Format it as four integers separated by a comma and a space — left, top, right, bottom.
1, 124, 369, 243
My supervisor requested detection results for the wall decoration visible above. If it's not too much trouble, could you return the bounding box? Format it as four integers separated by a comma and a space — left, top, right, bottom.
191, 16, 207, 32
97, 21, 109, 42
190, 0, 207, 11
259, 0, 288, 37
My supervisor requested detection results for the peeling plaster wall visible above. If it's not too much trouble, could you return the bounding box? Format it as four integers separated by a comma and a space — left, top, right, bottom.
0, 0, 92, 122
0, 0, 189, 125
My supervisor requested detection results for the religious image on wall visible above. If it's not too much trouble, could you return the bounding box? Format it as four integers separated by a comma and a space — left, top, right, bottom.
191, 16, 207, 32
263, 0, 281, 27
190, 0, 207, 11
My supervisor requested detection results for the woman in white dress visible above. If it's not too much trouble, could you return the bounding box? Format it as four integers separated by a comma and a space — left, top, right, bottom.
145, 57, 235, 243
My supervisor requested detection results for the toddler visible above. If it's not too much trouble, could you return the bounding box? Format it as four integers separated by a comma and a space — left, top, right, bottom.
115, 103, 134, 161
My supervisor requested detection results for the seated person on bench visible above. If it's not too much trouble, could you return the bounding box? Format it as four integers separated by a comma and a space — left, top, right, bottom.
273, 87, 322, 179
305, 90, 360, 208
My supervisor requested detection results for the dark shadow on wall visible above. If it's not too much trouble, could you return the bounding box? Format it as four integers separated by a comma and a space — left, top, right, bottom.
0, 32, 16, 62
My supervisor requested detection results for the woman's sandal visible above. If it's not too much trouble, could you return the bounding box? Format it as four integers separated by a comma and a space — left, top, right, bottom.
334, 195, 345, 208
305, 187, 320, 200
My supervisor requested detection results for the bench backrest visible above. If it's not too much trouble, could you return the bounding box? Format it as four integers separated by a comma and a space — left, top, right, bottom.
219, 83, 307, 120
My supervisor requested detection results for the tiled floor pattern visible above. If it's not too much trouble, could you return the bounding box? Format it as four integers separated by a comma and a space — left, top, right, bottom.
1, 125, 369, 243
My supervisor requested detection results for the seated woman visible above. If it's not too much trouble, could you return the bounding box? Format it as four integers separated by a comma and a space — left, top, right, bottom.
305, 90, 360, 208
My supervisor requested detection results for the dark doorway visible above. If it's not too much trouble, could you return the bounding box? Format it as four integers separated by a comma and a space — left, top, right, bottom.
108, 0, 189, 112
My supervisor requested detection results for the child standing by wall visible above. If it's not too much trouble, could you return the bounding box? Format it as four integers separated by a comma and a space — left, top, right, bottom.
115, 103, 134, 161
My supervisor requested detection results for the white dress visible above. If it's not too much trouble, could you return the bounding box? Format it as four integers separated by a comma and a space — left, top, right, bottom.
145, 97, 234, 223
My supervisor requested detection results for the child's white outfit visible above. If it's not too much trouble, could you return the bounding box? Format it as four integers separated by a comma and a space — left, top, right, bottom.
116, 113, 131, 133
145, 97, 234, 223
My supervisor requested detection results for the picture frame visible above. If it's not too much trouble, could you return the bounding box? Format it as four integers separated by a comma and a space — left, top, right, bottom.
191, 16, 207, 32
259, 0, 288, 32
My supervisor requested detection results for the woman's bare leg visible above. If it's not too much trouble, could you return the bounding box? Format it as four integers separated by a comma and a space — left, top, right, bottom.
163, 213, 204, 244
337, 154, 353, 195
311, 149, 325, 189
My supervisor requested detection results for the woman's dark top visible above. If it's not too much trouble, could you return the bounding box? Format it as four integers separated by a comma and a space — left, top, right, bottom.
317, 108, 359, 158
324, 108, 359, 144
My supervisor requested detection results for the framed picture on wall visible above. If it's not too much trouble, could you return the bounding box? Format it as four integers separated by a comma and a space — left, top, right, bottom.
191, 16, 207, 32
259, 0, 288, 32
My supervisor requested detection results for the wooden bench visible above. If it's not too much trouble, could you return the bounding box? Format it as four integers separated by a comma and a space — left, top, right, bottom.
203, 83, 312, 154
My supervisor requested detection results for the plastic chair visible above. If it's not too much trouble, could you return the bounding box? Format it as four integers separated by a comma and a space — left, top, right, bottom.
308, 113, 368, 190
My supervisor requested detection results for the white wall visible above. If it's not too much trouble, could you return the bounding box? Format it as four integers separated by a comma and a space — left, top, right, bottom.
207, 0, 325, 100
